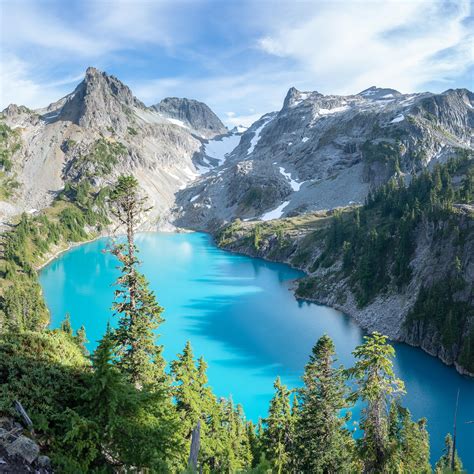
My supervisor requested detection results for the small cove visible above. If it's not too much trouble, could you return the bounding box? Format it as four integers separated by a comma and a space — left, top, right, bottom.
39, 232, 474, 470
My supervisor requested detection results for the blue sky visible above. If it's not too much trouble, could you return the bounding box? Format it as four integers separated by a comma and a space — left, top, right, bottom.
0, 0, 472, 126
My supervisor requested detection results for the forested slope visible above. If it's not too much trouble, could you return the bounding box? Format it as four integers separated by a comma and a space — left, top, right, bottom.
218, 151, 474, 375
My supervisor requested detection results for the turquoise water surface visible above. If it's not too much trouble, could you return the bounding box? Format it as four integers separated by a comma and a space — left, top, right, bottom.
39, 232, 474, 470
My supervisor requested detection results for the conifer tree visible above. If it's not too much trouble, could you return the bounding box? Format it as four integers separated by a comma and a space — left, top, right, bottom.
75, 324, 89, 355
264, 377, 295, 474
349, 332, 405, 473
296, 334, 355, 473
387, 403, 431, 473
218, 399, 252, 472
109, 175, 165, 387
84, 324, 136, 464
60, 312, 73, 336
171, 341, 216, 468
435, 434, 464, 473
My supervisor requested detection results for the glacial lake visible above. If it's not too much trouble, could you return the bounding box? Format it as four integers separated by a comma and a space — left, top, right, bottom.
39, 232, 474, 470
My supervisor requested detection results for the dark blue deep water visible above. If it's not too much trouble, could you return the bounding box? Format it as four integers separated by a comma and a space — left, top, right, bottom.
39, 232, 474, 471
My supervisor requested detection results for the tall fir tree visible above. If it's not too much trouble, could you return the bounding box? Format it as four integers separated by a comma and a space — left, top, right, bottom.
170, 341, 218, 469
435, 433, 464, 473
60, 312, 73, 336
296, 334, 355, 473
109, 175, 165, 387
387, 403, 431, 473
263, 377, 295, 474
349, 332, 405, 473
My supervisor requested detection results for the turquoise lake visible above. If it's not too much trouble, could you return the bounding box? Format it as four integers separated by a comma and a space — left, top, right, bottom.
39, 232, 474, 470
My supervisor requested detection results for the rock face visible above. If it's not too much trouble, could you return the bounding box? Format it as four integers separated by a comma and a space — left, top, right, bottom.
151, 97, 227, 138
0, 67, 227, 226
175, 86, 473, 230
0, 417, 52, 473
45, 66, 146, 132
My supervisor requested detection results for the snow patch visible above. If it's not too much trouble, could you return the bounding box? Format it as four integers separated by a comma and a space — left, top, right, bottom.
190, 194, 200, 202
391, 114, 405, 123
167, 171, 181, 181
318, 105, 349, 115
247, 117, 273, 155
167, 117, 189, 129
279, 166, 304, 191
260, 201, 290, 221
302, 137, 309, 143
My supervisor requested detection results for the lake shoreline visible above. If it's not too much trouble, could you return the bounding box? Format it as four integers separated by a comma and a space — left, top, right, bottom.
213, 231, 474, 379
39, 231, 474, 472
36, 227, 473, 379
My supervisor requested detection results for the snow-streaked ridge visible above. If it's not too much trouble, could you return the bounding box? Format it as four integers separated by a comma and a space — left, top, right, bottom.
248, 116, 273, 155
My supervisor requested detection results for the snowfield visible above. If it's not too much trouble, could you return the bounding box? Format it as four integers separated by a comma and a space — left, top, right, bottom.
204, 133, 241, 165
260, 201, 290, 221
391, 114, 405, 123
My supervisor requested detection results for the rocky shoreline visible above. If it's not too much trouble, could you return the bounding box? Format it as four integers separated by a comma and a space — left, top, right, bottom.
215, 223, 474, 378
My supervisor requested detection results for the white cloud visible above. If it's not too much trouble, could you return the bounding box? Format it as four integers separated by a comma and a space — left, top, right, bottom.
0, 0, 471, 124
0, 55, 78, 109
256, 0, 472, 94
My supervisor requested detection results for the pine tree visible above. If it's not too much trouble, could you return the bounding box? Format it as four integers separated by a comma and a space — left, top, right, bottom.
171, 341, 217, 469
296, 335, 355, 473
349, 332, 405, 473
84, 324, 136, 464
218, 399, 252, 472
387, 403, 431, 473
263, 377, 295, 474
435, 434, 464, 473
109, 175, 165, 387
60, 313, 73, 336
75, 324, 89, 355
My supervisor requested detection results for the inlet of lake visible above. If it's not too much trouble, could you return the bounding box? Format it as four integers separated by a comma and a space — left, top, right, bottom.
39, 232, 474, 470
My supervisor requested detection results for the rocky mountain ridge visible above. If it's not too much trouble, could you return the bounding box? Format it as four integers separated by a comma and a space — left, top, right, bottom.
0, 67, 231, 226
151, 97, 227, 138
175, 86, 473, 230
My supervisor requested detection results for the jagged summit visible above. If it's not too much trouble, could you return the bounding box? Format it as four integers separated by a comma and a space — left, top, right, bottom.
283, 87, 322, 108
40, 66, 146, 130
357, 86, 402, 99
151, 97, 227, 137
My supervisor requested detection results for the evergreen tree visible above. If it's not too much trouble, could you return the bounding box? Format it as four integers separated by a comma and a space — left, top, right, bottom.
218, 399, 252, 472
247, 420, 265, 469
60, 313, 73, 336
349, 332, 405, 473
109, 175, 165, 387
171, 341, 217, 469
263, 377, 295, 474
75, 324, 88, 355
387, 403, 431, 473
296, 335, 355, 473
83, 325, 136, 466
435, 434, 464, 473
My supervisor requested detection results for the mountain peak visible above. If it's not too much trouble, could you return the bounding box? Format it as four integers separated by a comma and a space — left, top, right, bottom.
44, 67, 145, 130
151, 97, 227, 137
358, 86, 402, 99
283, 87, 322, 108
